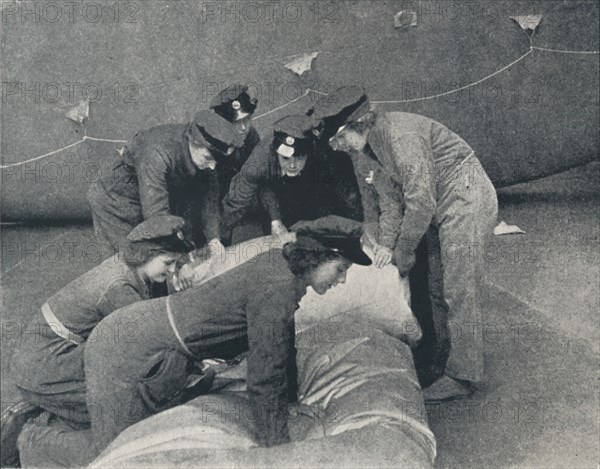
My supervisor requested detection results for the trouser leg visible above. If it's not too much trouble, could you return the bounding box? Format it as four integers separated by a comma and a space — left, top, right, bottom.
433, 160, 498, 383
17, 386, 89, 425
424, 226, 452, 378
84, 316, 191, 455
17, 412, 94, 468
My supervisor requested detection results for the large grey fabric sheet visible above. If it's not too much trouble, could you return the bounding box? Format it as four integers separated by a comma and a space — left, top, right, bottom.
174, 234, 422, 345
90, 323, 435, 468
89, 236, 432, 467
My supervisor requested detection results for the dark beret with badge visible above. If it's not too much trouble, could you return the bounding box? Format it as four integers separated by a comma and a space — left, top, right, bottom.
272, 114, 316, 157
210, 84, 258, 122
309, 86, 371, 140
188, 110, 243, 156
127, 215, 195, 253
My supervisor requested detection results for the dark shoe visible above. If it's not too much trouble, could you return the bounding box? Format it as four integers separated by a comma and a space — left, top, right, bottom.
0, 401, 43, 468
423, 375, 474, 403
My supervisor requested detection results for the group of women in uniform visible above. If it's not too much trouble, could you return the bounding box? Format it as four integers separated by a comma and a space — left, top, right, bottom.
1, 84, 497, 467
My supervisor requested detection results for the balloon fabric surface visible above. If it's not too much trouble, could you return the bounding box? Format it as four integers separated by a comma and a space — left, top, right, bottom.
1, 0, 598, 220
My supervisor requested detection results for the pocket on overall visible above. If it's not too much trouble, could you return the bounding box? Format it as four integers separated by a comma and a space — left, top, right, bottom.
138, 350, 190, 412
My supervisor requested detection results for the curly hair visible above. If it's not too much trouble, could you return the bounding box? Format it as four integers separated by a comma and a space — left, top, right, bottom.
282, 236, 348, 278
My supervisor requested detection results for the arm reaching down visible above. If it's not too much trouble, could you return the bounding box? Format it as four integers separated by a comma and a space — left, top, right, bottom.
387, 133, 436, 256
245, 280, 300, 447
222, 146, 275, 234
137, 147, 172, 219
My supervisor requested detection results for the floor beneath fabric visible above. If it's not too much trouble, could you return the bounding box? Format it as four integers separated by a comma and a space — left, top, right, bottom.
1, 162, 598, 468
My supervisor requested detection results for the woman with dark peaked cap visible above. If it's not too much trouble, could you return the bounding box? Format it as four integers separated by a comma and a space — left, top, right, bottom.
318, 85, 498, 403
209, 84, 261, 201
222, 114, 350, 238
83, 235, 372, 455
304, 93, 368, 223
1, 216, 195, 468
87, 110, 243, 255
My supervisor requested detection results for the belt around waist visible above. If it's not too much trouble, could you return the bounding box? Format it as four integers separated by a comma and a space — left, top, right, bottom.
41, 303, 84, 345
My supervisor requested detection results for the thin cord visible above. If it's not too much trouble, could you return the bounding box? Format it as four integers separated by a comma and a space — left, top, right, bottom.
532, 46, 599, 54
0, 136, 128, 169
1, 45, 598, 170
372, 49, 534, 104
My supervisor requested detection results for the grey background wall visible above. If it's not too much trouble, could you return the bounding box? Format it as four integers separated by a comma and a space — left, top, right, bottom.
1, 0, 598, 220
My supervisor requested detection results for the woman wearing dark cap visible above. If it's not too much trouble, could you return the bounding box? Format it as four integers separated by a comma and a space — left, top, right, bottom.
1, 216, 195, 468
82, 235, 371, 457
209, 84, 261, 201
209, 84, 258, 133
319, 85, 498, 403
221, 114, 341, 238
87, 110, 242, 255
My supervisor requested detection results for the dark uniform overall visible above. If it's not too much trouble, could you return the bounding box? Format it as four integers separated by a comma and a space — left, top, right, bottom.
315, 146, 364, 222
217, 126, 260, 200
209, 83, 262, 242
4, 216, 192, 468
12, 254, 151, 424
359, 112, 498, 383
87, 124, 221, 251
221, 141, 361, 234
7, 255, 152, 467
216, 126, 262, 244
84, 249, 305, 455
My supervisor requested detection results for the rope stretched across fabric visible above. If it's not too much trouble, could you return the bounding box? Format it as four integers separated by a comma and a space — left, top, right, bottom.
0, 136, 128, 169
1, 44, 597, 170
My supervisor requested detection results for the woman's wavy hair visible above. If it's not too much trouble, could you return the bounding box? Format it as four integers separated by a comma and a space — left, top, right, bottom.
282, 236, 348, 278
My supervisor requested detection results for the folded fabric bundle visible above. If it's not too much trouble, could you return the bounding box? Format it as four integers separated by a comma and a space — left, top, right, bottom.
297, 243, 421, 346
172, 228, 422, 346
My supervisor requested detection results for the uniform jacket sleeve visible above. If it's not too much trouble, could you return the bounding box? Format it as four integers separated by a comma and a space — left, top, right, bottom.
351, 154, 379, 225
221, 145, 275, 233
197, 170, 221, 241
374, 171, 405, 250
231, 127, 261, 175
245, 281, 299, 447
245, 127, 261, 156
258, 187, 282, 222
380, 132, 436, 255
136, 146, 172, 219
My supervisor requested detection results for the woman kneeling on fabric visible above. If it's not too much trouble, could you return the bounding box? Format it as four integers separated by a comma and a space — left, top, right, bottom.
1, 215, 195, 468
80, 234, 371, 461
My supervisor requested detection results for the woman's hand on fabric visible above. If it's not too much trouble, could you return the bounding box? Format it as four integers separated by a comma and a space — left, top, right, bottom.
271, 219, 289, 236
373, 245, 393, 268
175, 263, 195, 291
206, 238, 225, 257
278, 231, 297, 245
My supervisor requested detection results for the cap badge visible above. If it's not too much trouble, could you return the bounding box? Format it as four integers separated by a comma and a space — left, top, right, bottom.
365, 170, 374, 185
276, 143, 295, 158
285, 136, 295, 146
176, 230, 185, 240
232, 100, 241, 110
